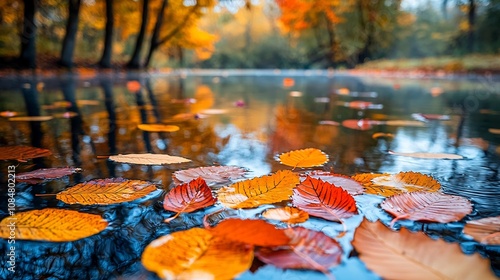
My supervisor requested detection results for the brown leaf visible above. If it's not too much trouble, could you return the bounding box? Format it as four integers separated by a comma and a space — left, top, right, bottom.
173, 166, 248, 185
108, 153, 191, 165
463, 216, 500, 245
0, 146, 52, 161
137, 124, 180, 132
17, 167, 82, 184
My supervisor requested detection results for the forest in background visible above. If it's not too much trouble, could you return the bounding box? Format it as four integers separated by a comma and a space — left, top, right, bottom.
0, 0, 499, 70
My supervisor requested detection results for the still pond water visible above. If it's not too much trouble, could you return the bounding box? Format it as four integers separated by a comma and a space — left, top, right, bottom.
0, 70, 499, 279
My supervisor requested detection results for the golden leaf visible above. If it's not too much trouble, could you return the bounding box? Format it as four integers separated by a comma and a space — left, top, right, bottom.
108, 153, 191, 165
141, 228, 253, 280
217, 170, 300, 208
262, 207, 309, 224
352, 219, 496, 280
137, 124, 180, 132
278, 148, 328, 168
56, 178, 159, 205
463, 216, 500, 245
0, 208, 107, 242
352, 172, 441, 197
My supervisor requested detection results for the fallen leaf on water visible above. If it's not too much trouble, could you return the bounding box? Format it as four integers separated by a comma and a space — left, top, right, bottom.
199, 109, 228, 115
352, 219, 496, 280
217, 170, 299, 209
141, 228, 253, 280
0, 111, 17, 117
300, 171, 364, 195
76, 100, 100, 106
489, 128, 500, 135
137, 124, 180, 132
210, 218, 290, 246
262, 207, 309, 224
163, 177, 217, 222
0, 146, 52, 161
372, 132, 394, 139
0, 208, 107, 242
342, 119, 377, 130
463, 216, 500, 245
384, 120, 426, 127
278, 148, 329, 168
173, 166, 248, 185
17, 167, 82, 184
388, 150, 463, 159
108, 153, 191, 165
381, 192, 472, 226
56, 178, 159, 205
53, 112, 79, 119
9, 116, 53, 122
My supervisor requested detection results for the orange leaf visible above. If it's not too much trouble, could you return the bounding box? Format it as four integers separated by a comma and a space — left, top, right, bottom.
17, 167, 82, 184
301, 171, 364, 195
352, 219, 496, 280
163, 177, 217, 222
173, 166, 248, 185
137, 124, 180, 132
278, 148, 328, 168
262, 207, 309, 224
381, 192, 472, 225
293, 176, 357, 222
0, 146, 52, 161
255, 227, 342, 273
210, 218, 290, 247
141, 228, 253, 279
9, 116, 53, 122
217, 170, 299, 209
463, 216, 500, 245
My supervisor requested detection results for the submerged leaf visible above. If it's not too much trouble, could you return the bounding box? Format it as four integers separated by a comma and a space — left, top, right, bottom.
0, 146, 52, 161
352, 219, 496, 280
56, 178, 159, 205
137, 124, 180, 132
463, 216, 500, 245
173, 166, 248, 185
17, 167, 81, 184
262, 207, 309, 224
300, 171, 364, 195
142, 228, 252, 280
0, 208, 107, 242
278, 148, 328, 168
388, 150, 463, 159
108, 153, 191, 165
217, 170, 299, 209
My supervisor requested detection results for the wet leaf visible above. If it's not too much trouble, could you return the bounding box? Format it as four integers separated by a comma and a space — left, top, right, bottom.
388, 150, 463, 159
0, 208, 107, 242
53, 112, 79, 119
137, 123, 180, 132
142, 228, 253, 280
217, 170, 299, 208
352, 219, 496, 280
108, 153, 191, 165
262, 207, 309, 224
56, 178, 159, 205
372, 132, 394, 139
489, 128, 500, 135
9, 116, 53, 121
463, 216, 500, 245
255, 227, 342, 273
17, 167, 82, 184
342, 119, 376, 130
300, 171, 365, 195
210, 218, 290, 246
173, 166, 248, 185
278, 148, 328, 168
293, 176, 358, 222
384, 120, 426, 127
352, 171, 441, 197
381, 192, 472, 225
0, 146, 52, 161
163, 177, 217, 222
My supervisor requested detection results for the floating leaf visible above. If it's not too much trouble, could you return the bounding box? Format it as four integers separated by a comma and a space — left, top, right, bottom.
210, 218, 290, 246
0, 111, 17, 117
142, 228, 253, 280
489, 128, 500, 135
341, 119, 376, 130
352, 171, 441, 197
0, 208, 107, 242
300, 171, 364, 195
9, 116, 53, 122
262, 207, 309, 224
17, 167, 82, 184
217, 170, 299, 208
278, 148, 328, 168
76, 100, 100, 106
137, 124, 180, 132
318, 120, 340, 126
384, 120, 426, 127
389, 150, 463, 159
199, 108, 228, 115
56, 178, 159, 205
255, 227, 342, 273
372, 132, 394, 139
173, 166, 248, 185
0, 146, 52, 161
412, 113, 450, 121
463, 216, 500, 245
293, 176, 358, 222
381, 192, 472, 225
108, 153, 191, 165
352, 219, 496, 280
53, 112, 79, 119
163, 177, 217, 222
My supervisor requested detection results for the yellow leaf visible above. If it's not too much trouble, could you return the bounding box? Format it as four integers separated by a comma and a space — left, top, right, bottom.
141, 228, 253, 280
217, 170, 300, 208
278, 148, 329, 168
352, 172, 440, 197
109, 153, 191, 165
262, 207, 309, 224
56, 178, 159, 205
0, 208, 107, 242
137, 124, 180, 132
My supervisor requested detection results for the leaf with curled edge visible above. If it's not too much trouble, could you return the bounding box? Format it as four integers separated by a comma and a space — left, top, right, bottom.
381, 192, 472, 226
255, 227, 342, 274
108, 153, 191, 165
0, 146, 52, 162
173, 166, 248, 185
463, 216, 500, 245
300, 170, 364, 195
352, 219, 497, 280
141, 228, 253, 280
56, 178, 159, 205
278, 148, 328, 168
163, 177, 217, 222
217, 170, 299, 209
17, 167, 82, 184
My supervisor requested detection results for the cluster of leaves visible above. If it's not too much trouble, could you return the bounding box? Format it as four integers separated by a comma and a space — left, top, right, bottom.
0, 146, 498, 279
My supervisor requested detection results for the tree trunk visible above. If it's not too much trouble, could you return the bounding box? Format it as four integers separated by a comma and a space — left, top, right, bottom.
99, 0, 114, 68
59, 0, 82, 68
144, 0, 168, 68
127, 0, 149, 69
19, 0, 37, 69
467, 0, 476, 53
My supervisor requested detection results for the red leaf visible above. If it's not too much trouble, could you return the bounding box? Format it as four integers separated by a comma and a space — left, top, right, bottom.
292, 176, 358, 222
163, 177, 217, 222
0, 146, 52, 162
255, 226, 342, 273
17, 167, 82, 184
209, 218, 290, 247
300, 171, 364, 195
